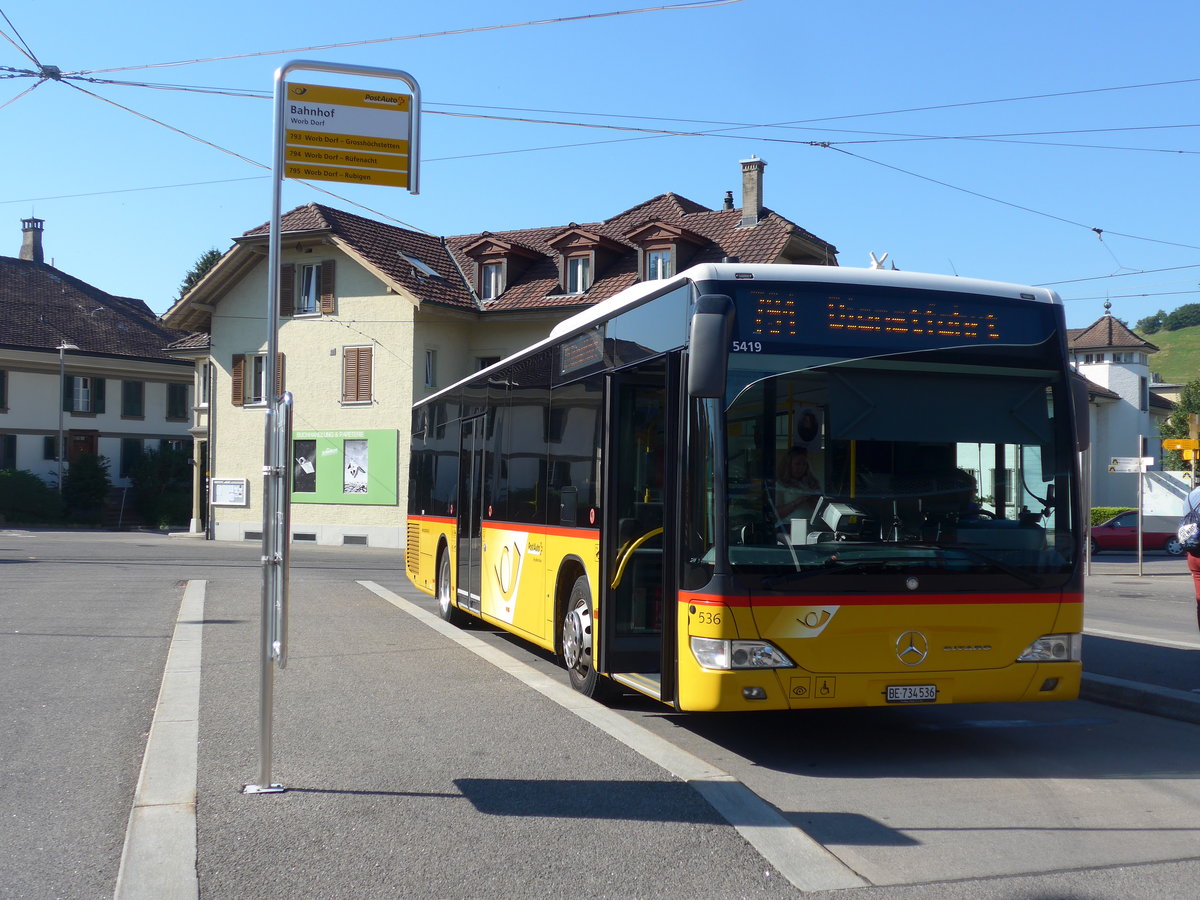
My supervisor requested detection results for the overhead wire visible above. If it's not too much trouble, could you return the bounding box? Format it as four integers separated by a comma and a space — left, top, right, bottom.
4, 3, 1198, 274
69, 1, 745, 75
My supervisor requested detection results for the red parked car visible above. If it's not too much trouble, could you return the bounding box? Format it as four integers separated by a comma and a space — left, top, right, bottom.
1090, 511, 1183, 556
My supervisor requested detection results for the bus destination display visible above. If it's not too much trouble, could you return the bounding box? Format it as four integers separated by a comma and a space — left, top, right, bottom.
731, 284, 1052, 354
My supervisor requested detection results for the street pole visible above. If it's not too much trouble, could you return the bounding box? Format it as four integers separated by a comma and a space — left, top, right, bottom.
56, 342, 78, 492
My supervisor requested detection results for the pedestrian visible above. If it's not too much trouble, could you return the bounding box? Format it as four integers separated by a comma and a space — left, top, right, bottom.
1186, 484, 1200, 632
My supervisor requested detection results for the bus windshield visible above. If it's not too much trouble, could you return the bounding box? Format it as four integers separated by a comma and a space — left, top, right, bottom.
721, 352, 1076, 591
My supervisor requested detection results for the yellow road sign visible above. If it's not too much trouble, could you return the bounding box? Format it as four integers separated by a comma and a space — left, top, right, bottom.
283, 82, 412, 188
1162, 438, 1200, 451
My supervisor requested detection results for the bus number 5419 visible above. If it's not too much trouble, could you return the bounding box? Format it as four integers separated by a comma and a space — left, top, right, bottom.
731, 341, 762, 352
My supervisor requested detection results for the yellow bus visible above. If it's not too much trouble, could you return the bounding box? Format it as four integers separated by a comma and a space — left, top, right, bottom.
405, 263, 1085, 711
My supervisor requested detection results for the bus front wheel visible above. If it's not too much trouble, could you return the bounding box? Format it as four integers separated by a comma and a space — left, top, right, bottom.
562, 576, 609, 699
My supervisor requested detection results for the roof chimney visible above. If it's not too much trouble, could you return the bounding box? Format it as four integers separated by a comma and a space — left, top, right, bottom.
739, 157, 766, 227
723, 190, 734, 211
20, 217, 44, 264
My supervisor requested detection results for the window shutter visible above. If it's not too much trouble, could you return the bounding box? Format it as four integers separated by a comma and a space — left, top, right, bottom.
63, 376, 72, 412
94, 378, 106, 414
319, 259, 336, 314
280, 264, 295, 317
342, 349, 356, 402
276, 352, 286, 396
231, 354, 245, 407
342, 347, 372, 402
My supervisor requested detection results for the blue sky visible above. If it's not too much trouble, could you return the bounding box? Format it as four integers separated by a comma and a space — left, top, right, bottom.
2, 0, 1197, 331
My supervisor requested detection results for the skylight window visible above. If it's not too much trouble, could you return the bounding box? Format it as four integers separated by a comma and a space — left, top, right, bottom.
399, 252, 443, 280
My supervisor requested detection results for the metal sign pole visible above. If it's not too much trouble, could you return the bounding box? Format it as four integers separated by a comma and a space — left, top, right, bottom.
243, 59, 421, 795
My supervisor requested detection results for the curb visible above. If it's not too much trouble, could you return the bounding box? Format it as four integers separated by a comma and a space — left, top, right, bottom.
1081, 673, 1200, 726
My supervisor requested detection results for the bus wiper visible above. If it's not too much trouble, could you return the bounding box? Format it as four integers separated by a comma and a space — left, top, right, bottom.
889, 540, 1042, 587
761, 558, 908, 589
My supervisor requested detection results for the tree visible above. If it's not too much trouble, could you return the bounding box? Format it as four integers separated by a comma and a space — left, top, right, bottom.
129, 448, 193, 528
178, 248, 222, 299
1163, 303, 1200, 332
1160, 379, 1200, 471
1136, 309, 1166, 335
62, 453, 112, 524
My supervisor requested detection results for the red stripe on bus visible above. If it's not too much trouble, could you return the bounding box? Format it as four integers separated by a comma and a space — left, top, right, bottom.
480, 522, 599, 539
680, 592, 1082, 607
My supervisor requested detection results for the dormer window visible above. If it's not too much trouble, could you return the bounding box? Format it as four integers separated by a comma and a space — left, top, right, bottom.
566, 255, 591, 294
481, 262, 504, 301
646, 248, 672, 280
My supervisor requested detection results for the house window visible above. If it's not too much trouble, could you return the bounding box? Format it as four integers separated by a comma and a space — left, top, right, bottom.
122, 380, 145, 418
0, 433, 15, 469
477, 356, 501, 371
646, 249, 672, 280
566, 256, 591, 294
120, 438, 144, 479
43, 435, 58, 461
481, 262, 504, 301
297, 263, 320, 315
199, 362, 212, 407
249, 356, 266, 404
342, 346, 373, 403
0, 369, 7, 411
64, 376, 105, 414
231, 353, 284, 407
424, 349, 437, 388
1140, 376, 1148, 412
167, 383, 189, 420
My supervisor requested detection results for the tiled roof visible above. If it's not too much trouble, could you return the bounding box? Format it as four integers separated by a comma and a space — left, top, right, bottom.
179, 180, 838, 324
0, 255, 188, 359
1068, 314, 1159, 352
165, 331, 211, 352
244, 205, 476, 311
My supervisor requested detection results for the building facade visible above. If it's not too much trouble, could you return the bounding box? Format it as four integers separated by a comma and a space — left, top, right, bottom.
1068, 307, 1171, 508
164, 159, 839, 546
0, 219, 193, 494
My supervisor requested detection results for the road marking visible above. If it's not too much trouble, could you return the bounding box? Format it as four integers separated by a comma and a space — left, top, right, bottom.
1085, 627, 1200, 650
114, 580, 204, 900
358, 580, 867, 893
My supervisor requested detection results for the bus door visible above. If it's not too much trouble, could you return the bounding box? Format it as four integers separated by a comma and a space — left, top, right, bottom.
601, 355, 680, 697
456, 414, 485, 614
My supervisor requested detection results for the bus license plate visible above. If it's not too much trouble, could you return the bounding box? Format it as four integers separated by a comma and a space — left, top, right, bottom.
886, 684, 937, 703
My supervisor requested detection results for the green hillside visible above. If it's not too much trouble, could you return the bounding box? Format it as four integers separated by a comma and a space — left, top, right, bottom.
1140, 325, 1200, 385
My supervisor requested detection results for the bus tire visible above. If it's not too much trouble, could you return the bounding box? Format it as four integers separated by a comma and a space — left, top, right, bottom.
437, 549, 467, 626
562, 575, 611, 700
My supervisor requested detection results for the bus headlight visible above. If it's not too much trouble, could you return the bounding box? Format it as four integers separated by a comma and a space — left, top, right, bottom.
1017, 633, 1081, 662
690, 637, 794, 670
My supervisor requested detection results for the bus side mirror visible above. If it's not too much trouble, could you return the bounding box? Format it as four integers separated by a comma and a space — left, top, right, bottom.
1071, 377, 1090, 452
688, 294, 734, 399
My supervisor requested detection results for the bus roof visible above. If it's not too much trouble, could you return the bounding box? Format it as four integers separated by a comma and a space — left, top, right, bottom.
418, 263, 1062, 406
548, 263, 1061, 341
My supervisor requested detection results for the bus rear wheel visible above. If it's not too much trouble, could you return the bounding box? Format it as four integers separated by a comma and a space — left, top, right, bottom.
437, 550, 466, 626
562, 576, 609, 699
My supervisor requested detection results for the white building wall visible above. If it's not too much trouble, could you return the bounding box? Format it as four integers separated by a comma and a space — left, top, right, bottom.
1076, 359, 1155, 508
0, 351, 192, 489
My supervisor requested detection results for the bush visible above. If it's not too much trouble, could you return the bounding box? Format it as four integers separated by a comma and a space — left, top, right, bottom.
62, 453, 112, 524
0, 469, 63, 524
1091, 507, 1134, 526
129, 448, 193, 528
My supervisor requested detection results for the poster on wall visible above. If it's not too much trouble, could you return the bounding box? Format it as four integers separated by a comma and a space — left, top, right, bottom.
290, 429, 397, 506
293, 439, 317, 493
343, 439, 369, 494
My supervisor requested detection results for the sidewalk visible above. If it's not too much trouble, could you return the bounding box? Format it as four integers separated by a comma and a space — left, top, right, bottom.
157, 574, 857, 899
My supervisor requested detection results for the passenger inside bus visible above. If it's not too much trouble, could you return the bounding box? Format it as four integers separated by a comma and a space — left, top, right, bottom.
774, 446, 822, 522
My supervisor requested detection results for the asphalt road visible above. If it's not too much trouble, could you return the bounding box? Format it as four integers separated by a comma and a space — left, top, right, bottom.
1, 531, 1198, 900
